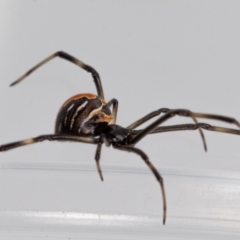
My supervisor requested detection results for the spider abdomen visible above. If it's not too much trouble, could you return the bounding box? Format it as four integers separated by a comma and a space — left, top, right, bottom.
55, 93, 112, 136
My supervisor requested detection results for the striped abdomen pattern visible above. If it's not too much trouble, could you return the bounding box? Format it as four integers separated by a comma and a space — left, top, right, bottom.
55, 93, 112, 136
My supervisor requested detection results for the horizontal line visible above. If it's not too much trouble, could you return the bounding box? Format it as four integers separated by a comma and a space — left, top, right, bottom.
0, 163, 240, 180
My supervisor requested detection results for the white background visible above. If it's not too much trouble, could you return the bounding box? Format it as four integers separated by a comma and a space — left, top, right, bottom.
0, 1, 240, 239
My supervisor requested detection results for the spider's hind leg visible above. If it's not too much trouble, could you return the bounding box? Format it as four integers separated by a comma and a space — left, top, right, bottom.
10, 51, 105, 99
0, 134, 97, 152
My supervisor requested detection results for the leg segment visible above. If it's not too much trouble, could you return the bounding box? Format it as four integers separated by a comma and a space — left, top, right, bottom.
107, 99, 118, 124
0, 134, 98, 152
10, 51, 104, 100
127, 108, 169, 130
130, 109, 240, 145
114, 144, 167, 225
148, 123, 240, 136
95, 140, 104, 181
127, 108, 207, 151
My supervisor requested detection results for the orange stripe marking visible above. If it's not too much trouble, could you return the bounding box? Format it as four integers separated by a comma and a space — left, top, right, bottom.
63, 93, 96, 106
59, 93, 107, 112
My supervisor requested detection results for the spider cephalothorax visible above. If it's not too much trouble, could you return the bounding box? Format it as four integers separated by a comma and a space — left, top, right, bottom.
1, 51, 240, 224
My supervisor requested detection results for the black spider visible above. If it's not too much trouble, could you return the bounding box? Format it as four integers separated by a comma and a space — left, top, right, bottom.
1, 51, 240, 224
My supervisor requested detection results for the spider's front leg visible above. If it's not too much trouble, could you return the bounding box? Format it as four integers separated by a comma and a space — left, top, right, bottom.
113, 144, 167, 225
130, 109, 240, 145
127, 108, 207, 151
149, 122, 240, 136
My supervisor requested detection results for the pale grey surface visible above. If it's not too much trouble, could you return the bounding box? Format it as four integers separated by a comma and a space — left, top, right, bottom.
0, 1, 240, 239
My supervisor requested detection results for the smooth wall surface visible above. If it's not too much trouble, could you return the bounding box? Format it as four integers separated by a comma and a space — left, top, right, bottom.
0, 1, 240, 239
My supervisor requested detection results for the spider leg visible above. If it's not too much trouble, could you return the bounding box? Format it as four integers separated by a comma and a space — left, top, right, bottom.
113, 144, 167, 225
130, 109, 240, 145
149, 123, 240, 136
187, 111, 240, 127
93, 99, 119, 181
95, 140, 104, 181
94, 98, 118, 181
127, 108, 207, 151
127, 108, 169, 130
10, 51, 104, 100
107, 99, 118, 124
149, 123, 203, 133
191, 117, 207, 151
0, 134, 98, 152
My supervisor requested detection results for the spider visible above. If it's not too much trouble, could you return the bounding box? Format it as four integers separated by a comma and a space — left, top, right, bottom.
1, 51, 240, 225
